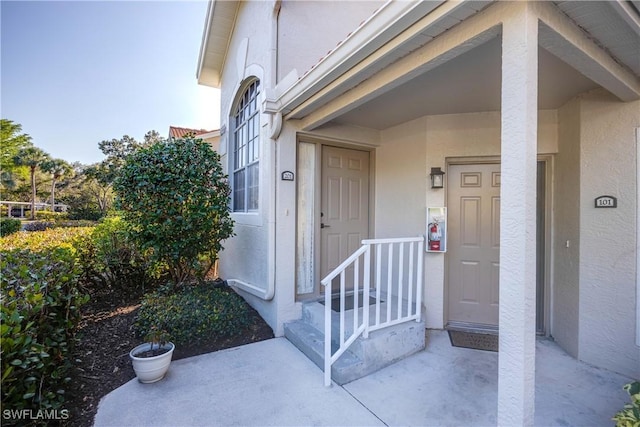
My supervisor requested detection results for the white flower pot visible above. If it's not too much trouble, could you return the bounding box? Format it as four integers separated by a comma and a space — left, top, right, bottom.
130, 342, 175, 383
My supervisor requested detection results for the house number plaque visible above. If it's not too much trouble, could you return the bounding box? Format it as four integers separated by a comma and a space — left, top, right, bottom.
594, 195, 617, 208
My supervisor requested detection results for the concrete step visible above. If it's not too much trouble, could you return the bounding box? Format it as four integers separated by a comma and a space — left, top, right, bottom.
283, 320, 365, 385
302, 298, 380, 338
301, 301, 347, 339
285, 306, 427, 385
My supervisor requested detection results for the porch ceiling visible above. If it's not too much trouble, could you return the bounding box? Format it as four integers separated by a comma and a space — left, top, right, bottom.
289, 1, 639, 132
329, 37, 600, 130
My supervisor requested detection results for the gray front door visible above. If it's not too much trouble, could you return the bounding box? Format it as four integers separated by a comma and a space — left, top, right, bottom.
447, 161, 547, 332
447, 163, 501, 328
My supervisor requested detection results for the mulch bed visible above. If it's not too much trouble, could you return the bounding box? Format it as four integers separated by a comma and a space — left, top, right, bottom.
65, 284, 274, 427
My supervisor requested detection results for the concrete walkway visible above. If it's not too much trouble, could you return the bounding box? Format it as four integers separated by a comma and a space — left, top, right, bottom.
94, 331, 633, 427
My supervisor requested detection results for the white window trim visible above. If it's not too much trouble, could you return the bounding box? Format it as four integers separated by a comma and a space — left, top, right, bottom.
231, 79, 261, 214
231, 211, 262, 227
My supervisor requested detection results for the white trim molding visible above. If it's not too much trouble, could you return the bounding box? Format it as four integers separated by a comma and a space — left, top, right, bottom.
636, 126, 640, 347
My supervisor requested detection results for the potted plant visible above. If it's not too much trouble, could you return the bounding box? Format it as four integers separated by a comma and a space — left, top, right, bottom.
613, 381, 640, 427
129, 326, 175, 383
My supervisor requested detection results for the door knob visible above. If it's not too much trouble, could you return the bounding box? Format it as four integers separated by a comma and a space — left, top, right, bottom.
321, 223, 330, 229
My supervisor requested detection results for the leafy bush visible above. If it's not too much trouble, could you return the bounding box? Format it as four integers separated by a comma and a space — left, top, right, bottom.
66, 205, 104, 222
114, 138, 234, 284
0, 226, 92, 253
134, 283, 251, 347
23, 221, 55, 232
35, 211, 68, 221
614, 381, 640, 427
76, 216, 162, 296
54, 219, 97, 228
0, 218, 22, 236
1, 247, 88, 414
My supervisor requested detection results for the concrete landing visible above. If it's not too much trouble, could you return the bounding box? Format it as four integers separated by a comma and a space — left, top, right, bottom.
94, 338, 383, 427
95, 330, 634, 427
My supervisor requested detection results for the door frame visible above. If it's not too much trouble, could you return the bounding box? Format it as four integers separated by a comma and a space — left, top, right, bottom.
295, 134, 376, 301
443, 155, 553, 335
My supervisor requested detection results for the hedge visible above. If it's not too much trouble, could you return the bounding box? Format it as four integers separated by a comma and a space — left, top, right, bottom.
0, 227, 92, 253
0, 218, 21, 237
75, 216, 162, 297
0, 228, 91, 418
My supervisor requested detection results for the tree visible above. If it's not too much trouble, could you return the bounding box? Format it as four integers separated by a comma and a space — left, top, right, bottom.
72, 130, 161, 219
142, 130, 162, 145
1, 119, 33, 189
56, 163, 111, 221
82, 163, 114, 216
114, 138, 234, 284
95, 131, 161, 186
13, 147, 50, 219
41, 158, 74, 212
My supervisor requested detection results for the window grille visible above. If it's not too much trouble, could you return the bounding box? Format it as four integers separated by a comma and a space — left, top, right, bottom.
232, 80, 260, 212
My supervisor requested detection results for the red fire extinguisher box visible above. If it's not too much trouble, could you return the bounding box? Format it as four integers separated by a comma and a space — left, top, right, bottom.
427, 207, 447, 253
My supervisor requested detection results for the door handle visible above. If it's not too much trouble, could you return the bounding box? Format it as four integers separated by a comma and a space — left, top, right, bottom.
321, 223, 330, 229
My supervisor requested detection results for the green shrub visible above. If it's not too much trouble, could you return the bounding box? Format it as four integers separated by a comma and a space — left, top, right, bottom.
54, 219, 97, 228
114, 138, 234, 284
613, 381, 640, 427
76, 216, 162, 296
66, 205, 104, 222
134, 283, 251, 347
1, 228, 91, 417
1, 247, 88, 415
23, 221, 55, 232
0, 218, 22, 237
35, 211, 68, 222
0, 226, 92, 253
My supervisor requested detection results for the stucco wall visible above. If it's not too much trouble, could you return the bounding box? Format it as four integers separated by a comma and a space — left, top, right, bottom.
215, 0, 390, 336
377, 110, 558, 329
552, 98, 581, 358
376, 117, 427, 239
578, 89, 639, 378
277, 1, 383, 81
216, 0, 276, 332
219, 2, 272, 118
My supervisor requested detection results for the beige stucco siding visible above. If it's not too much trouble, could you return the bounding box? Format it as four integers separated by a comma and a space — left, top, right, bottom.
578, 89, 639, 378
219, 1, 272, 120
277, 1, 383, 82
216, 0, 276, 329
375, 117, 427, 240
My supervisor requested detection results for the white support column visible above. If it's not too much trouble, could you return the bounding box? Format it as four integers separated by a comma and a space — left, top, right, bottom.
498, 4, 538, 426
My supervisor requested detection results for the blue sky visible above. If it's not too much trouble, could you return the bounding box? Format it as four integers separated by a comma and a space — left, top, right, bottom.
1, 0, 220, 165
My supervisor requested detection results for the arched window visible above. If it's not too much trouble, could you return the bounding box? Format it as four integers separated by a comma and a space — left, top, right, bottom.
232, 79, 260, 212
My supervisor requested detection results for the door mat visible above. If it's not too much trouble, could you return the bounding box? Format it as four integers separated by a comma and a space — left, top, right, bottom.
320, 295, 378, 312
448, 330, 498, 352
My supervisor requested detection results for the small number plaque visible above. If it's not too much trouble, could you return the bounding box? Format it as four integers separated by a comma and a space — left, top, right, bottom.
595, 195, 617, 208
281, 171, 294, 181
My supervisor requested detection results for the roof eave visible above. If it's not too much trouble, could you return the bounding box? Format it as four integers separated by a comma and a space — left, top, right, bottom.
197, 0, 239, 88
198, 130, 221, 139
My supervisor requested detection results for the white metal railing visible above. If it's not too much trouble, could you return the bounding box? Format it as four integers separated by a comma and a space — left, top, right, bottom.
321, 236, 424, 386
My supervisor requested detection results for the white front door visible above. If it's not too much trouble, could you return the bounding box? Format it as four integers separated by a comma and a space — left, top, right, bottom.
320, 146, 370, 293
